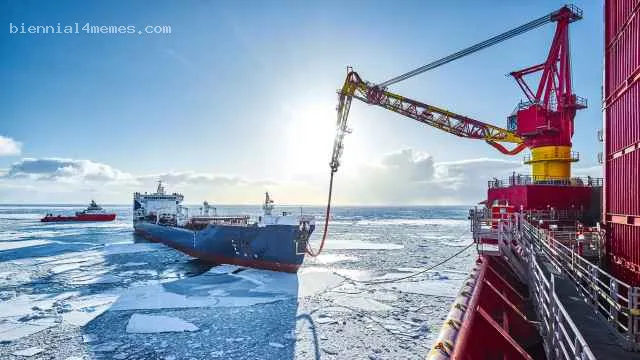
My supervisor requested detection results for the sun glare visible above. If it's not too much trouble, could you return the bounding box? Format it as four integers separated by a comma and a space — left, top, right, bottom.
284, 102, 339, 176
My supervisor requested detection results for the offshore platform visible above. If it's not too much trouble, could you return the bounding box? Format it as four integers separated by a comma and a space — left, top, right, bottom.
322, 1, 640, 359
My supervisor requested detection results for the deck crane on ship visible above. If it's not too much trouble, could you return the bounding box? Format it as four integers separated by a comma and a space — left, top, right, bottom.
330, 4, 585, 185
310, 4, 598, 258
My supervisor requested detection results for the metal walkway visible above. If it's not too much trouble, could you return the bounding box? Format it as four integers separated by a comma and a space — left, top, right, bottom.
536, 255, 640, 359
470, 209, 640, 359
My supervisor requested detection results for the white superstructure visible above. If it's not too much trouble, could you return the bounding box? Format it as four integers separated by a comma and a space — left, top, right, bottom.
133, 183, 314, 229
133, 181, 185, 223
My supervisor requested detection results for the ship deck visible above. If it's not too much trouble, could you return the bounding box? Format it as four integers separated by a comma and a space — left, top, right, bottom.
537, 255, 640, 359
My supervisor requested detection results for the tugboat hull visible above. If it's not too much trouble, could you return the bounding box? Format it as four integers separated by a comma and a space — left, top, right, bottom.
41, 214, 116, 222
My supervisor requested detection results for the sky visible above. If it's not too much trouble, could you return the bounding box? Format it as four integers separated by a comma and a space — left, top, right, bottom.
0, 0, 604, 205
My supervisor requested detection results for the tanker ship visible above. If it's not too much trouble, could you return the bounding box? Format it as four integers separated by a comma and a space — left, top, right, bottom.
322, 2, 640, 358
133, 182, 315, 272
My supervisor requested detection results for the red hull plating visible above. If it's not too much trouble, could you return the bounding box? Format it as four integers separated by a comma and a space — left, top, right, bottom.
604, 0, 640, 286
487, 184, 593, 211
41, 214, 116, 222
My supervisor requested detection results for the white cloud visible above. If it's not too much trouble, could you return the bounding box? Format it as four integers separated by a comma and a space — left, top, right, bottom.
4, 149, 593, 205
4, 158, 133, 183
0, 135, 22, 156
336, 148, 520, 205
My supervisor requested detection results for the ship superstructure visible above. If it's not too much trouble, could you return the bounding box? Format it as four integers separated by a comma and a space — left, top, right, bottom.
133, 182, 315, 272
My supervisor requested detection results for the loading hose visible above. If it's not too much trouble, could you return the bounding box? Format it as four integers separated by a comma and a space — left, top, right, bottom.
306, 170, 335, 257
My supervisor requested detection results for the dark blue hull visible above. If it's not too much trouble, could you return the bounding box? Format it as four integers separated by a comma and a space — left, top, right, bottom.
133, 221, 313, 272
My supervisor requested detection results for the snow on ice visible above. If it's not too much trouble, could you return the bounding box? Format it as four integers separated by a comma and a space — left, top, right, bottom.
125, 314, 198, 333
12, 346, 45, 356
0, 240, 51, 251
324, 239, 404, 250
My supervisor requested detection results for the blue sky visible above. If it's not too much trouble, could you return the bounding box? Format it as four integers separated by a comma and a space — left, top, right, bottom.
0, 0, 604, 204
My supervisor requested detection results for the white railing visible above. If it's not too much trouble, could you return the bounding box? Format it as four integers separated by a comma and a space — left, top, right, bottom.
529, 253, 597, 359
520, 217, 640, 350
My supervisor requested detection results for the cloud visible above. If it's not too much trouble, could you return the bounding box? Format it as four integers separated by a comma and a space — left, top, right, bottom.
4, 158, 133, 182
3, 149, 592, 205
137, 172, 246, 187
0, 135, 22, 156
337, 148, 521, 205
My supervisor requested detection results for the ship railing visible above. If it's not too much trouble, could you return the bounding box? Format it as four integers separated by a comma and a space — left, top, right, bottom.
521, 218, 640, 349
529, 254, 597, 359
487, 175, 603, 189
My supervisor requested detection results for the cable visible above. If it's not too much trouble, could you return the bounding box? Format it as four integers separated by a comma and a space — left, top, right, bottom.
377, 12, 557, 88
342, 240, 475, 285
306, 170, 335, 257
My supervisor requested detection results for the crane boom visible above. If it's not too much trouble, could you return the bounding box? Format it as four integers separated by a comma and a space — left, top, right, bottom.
328, 5, 583, 174
377, 5, 582, 88
329, 71, 525, 172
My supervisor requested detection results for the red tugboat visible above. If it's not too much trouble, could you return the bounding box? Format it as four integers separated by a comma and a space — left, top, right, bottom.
41, 200, 116, 222
324, 2, 640, 358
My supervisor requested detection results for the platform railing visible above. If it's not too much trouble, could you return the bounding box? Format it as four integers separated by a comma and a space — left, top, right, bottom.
487, 174, 603, 188
529, 254, 597, 359
520, 218, 640, 349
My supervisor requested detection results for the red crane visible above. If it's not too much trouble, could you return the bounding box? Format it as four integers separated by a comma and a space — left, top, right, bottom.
309, 5, 588, 256
330, 5, 585, 182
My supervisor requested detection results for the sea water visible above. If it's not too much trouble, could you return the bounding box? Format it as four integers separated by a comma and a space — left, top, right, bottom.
0, 205, 476, 359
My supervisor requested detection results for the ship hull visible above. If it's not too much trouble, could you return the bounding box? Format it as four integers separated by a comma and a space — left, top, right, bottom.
133, 221, 312, 273
41, 214, 116, 222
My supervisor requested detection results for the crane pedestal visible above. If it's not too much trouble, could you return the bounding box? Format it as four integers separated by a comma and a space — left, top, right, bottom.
486, 180, 601, 225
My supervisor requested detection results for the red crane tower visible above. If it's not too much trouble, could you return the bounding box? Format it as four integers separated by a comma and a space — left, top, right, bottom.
328, 4, 598, 215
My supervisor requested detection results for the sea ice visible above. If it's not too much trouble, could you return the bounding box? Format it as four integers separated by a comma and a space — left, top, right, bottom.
50, 263, 84, 274
380, 279, 461, 298
0, 292, 76, 317
110, 281, 287, 311
60, 293, 118, 325
99, 242, 167, 255
312, 254, 358, 264
323, 239, 403, 250
0, 318, 57, 342
12, 346, 45, 356
329, 293, 394, 312
0, 240, 51, 251
121, 262, 148, 267
125, 314, 198, 333
236, 267, 343, 298
206, 264, 244, 274
69, 274, 121, 285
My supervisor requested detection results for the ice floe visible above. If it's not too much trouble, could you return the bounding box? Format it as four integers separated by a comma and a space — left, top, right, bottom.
379, 279, 461, 298
323, 239, 403, 250
100, 242, 167, 255
0, 292, 77, 317
125, 314, 198, 333
329, 293, 393, 312
0, 240, 52, 251
234, 267, 343, 298
61, 294, 119, 326
0, 318, 57, 342
356, 218, 467, 226
206, 264, 244, 274
311, 253, 358, 264
12, 346, 45, 356
69, 274, 121, 285
109, 281, 287, 311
